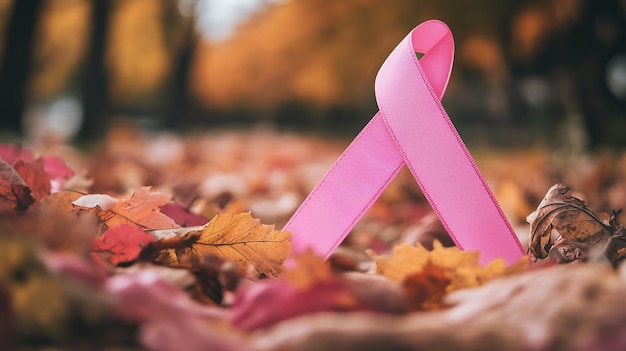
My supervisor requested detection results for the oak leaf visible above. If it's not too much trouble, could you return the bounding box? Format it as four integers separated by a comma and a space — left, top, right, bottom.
72, 187, 179, 231
151, 212, 291, 277
0, 159, 35, 212
527, 183, 613, 262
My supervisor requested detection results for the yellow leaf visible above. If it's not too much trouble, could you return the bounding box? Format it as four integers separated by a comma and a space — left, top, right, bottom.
375, 241, 529, 293
162, 212, 291, 277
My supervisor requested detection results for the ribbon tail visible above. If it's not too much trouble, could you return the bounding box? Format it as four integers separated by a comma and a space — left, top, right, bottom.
283, 113, 403, 258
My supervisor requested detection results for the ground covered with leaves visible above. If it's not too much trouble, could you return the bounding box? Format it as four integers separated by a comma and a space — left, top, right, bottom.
3, 125, 626, 350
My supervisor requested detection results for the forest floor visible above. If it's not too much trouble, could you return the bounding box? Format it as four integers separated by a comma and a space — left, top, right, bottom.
3, 123, 626, 350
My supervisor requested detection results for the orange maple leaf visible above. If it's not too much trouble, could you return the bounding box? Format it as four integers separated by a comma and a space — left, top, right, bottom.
72, 186, 179, 230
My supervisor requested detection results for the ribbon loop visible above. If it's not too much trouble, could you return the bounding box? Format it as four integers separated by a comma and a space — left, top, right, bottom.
408, 20, 454, 98
284, 20, 524, 265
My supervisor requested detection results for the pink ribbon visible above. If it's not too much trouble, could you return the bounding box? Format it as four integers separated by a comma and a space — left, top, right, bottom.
284, 20, 524, 265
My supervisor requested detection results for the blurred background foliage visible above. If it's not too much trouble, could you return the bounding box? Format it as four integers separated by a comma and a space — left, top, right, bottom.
0, 0, 625, 149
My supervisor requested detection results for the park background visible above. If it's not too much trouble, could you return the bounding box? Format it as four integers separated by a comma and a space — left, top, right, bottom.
0, 0, 625, 150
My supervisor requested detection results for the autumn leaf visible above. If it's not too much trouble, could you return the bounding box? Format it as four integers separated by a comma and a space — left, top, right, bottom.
282, 249, 334, 289
42, 156, 75, 181
527, 183, 613, 262
374, 241, 528, 301
92, 224, 155, 266
160, 202, 209, 226
42, 156, 75, 191
0, 159, 35, 212
14, 158, 51, 202
0, 144, 74, 194
151, 212, 291, 277
0, 144, 34, 165
72, 187, 179, 230
403, 261, 450, 311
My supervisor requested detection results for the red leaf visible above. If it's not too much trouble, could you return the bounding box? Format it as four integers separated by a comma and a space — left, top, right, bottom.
160, 202, 209, 226
92, 223, 155, 266
0, 159, 35, 212
13, 158, 51, 202
43, 156, 75, 181
0, 144, 34, 165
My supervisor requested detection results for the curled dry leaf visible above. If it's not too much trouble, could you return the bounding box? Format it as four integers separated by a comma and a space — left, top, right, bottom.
527, 184, 613, 262
148, 212, 291, 278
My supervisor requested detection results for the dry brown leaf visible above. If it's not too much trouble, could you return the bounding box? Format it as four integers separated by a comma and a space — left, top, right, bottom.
527, 183, 613, 262
154, 212, 291, 277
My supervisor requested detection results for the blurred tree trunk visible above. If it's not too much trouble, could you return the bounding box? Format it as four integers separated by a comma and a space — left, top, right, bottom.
0, 0, 44, 135
161, 1, 198, 130
78, 0, 111, 141
162, 30, 197, 129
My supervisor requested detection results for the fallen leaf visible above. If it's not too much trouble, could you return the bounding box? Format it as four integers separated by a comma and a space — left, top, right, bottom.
527, 184, 613, 262
160, 202, 209, 226
13, 158, 51, 202
43, 156, 75, 181
92, 224, 155, 266
29, 191, 98, 254
43, 156, 75, 192
152, 212, 291, 277
374, 241, 528, 297
0, 159, 35, 212
282, 249, 334, 289
38, 191, 84, 215
0, 144, 34, 165
402, 261, 450, 311
73, 187, 179, 230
